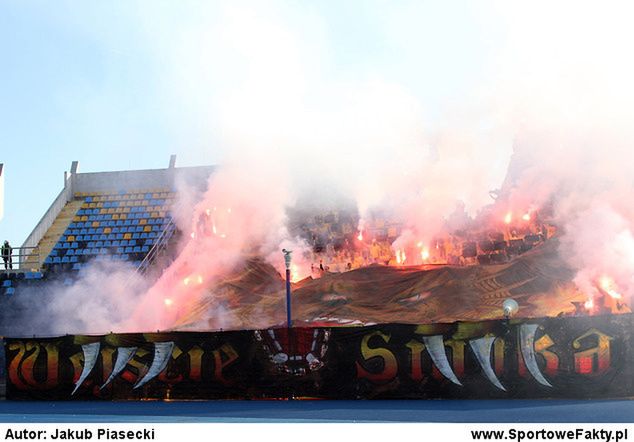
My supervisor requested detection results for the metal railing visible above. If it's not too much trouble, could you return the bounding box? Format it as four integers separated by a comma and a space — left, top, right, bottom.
0, 246, 41, 272
136, 218, 177, 275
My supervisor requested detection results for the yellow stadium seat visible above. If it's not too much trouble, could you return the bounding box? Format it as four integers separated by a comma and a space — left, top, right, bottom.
139, 219, 147, 225
81, 215, 88, 221
123, 233, 132, 240
103, 227, 111, 234
144, 225, 151, 232
73, 216, 81, 222
150, 212, 158, 218
112, 214, 119, 220
120, 213, 127, 220
107, 208, 115, 214
92, 221, 100, 227
152, 193, 159, 199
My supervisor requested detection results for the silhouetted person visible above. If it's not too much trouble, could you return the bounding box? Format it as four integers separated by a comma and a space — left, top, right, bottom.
1, 240, 12, 270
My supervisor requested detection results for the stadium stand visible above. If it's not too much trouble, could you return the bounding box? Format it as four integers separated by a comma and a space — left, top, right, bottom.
1, 158, 214, 297
43, 189, 177, 273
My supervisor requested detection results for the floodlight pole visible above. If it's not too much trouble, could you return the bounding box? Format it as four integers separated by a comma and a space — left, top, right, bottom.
283, 249, 292, 328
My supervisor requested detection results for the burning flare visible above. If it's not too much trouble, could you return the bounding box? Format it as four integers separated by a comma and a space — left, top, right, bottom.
598, 275, 622, 299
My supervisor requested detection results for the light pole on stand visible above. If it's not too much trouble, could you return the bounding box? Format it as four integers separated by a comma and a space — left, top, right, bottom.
282, 249, 295, 399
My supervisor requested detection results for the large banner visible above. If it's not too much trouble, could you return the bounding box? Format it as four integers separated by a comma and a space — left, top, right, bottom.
4, 314, 633, 400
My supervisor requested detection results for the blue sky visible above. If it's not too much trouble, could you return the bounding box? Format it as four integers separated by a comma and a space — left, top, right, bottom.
0, 1, 505, 244
3, 1, 630, 246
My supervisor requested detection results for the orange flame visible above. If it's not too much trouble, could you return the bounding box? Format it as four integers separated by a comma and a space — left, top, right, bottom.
164, 298, 173, 307
183, 277, 190, 286
357, 231, 363, 241
421, 247, 430, 261
522, 213, 531, 221
396, 249, 406, 265
197, 275, 203, 285
584, 298, 594, 310
599, 275, 622, 299
504, 212, 512, 224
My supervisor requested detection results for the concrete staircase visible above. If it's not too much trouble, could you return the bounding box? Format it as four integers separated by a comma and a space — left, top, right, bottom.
22, 199, 84, 270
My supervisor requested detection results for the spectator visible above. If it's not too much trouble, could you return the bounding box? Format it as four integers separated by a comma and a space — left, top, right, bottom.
1, 240, 12, 270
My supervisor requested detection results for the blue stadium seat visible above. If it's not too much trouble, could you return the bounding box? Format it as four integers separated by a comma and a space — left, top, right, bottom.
125, 246, 133, 253
121, 254, 129, 261
5, 287, 15, 296
2, 280, 11, 288
67, 249, 74, 256
70, 256, 79, 263
145, 239, 154, 246
71, 242, 78, 248
121, 240, 128, 246
62, 256, 70, 263
132, 233, 140, 239
112, 240, 120, 247
72, 263, 82, 270
141, 245, 149, 253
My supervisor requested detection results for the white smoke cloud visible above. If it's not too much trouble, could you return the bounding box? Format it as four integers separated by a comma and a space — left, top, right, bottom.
8, 1, 634, 334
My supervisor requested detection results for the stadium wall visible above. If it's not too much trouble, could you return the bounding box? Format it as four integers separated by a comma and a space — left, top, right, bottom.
4, 314, 632, 400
